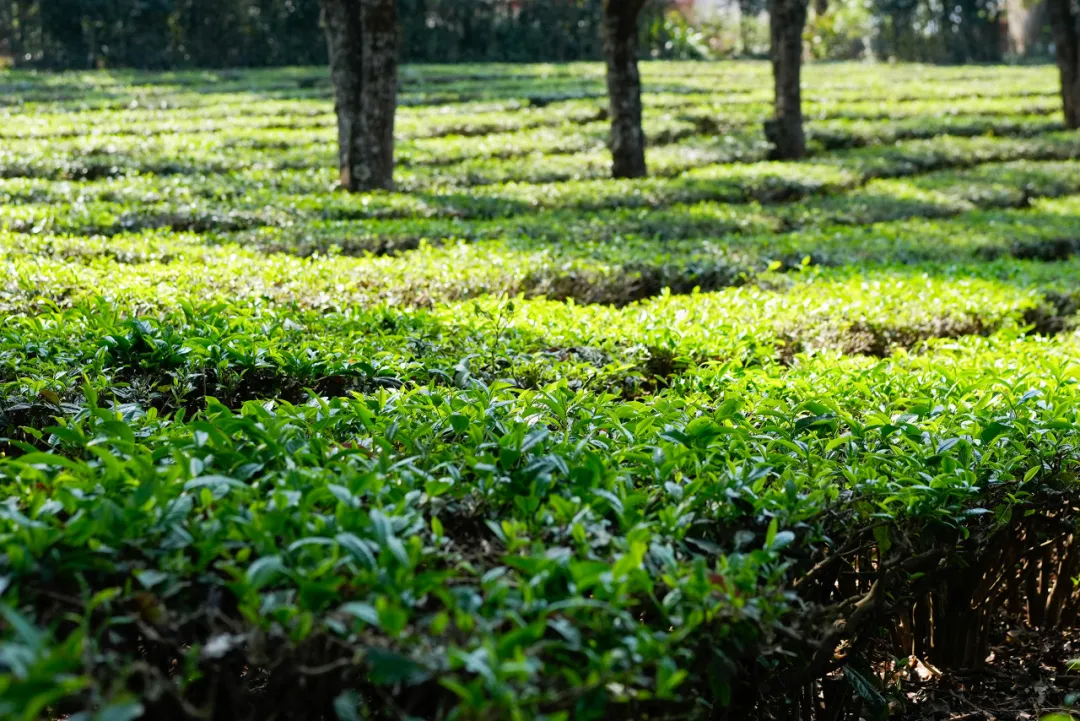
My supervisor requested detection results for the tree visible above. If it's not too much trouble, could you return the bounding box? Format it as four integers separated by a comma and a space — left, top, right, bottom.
320, 0, 398, 191
1049, 0, 1080, 129
1007, 0, 1046, 57
737, 0, 766, 56
872, 0, 918, 60
941, 0, 1003, 64
764, 0, 812, 159
601, 0, 648, 179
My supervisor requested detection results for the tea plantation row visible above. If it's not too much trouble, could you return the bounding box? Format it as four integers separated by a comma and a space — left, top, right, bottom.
2, 62, 1080, 720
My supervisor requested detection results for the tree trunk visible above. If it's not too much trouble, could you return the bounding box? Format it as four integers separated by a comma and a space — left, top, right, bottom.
739, 0, 752, 55
602, 0, 647, 179
320, 0, 397, 192
1049, 0, 1080, 129
12, 0, 26, 64
1007, 0, 1046, 56
765, 0, 808, 160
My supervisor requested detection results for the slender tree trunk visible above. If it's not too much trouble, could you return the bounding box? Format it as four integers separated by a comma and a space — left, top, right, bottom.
739, 1, 752, 55
602, 0, 647, 179
86, 21, 97, 70
320, 0, 398, 191
1007, 0, 1046, 57
1049, 0, 1080, 129
18, 0, 31, 63
0, 2, 8, 60
765, 0, 808, 159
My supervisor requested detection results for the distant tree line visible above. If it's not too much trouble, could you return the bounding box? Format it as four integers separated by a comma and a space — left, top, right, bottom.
869, 0, 1008, 64
0, 0, 680, 68
0, 0, 324, 68
0, 0, 1049, 70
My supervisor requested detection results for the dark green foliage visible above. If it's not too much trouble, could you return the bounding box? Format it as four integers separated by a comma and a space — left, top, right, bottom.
3, 0, 1022, 70
871, 0, 1005, 63
1, 0, 682, 68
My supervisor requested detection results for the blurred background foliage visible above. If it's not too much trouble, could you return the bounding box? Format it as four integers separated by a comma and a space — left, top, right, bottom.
0, 0, 1047, 70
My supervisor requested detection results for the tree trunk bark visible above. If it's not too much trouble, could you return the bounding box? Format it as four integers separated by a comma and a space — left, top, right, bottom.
1007, 0, 1046, 56
602, 0, 647, 179
739, 0, 752, 55
12, 0, 26, 64
765, 0, 808, 159
1049, 0, 1080, 129
320, 0, 398, 191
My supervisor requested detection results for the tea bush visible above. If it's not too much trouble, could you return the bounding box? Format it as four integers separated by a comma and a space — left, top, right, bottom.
2, 61, 1080, 721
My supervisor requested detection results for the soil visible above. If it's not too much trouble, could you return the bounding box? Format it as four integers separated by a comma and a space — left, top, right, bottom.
895, 624, 1080, 721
